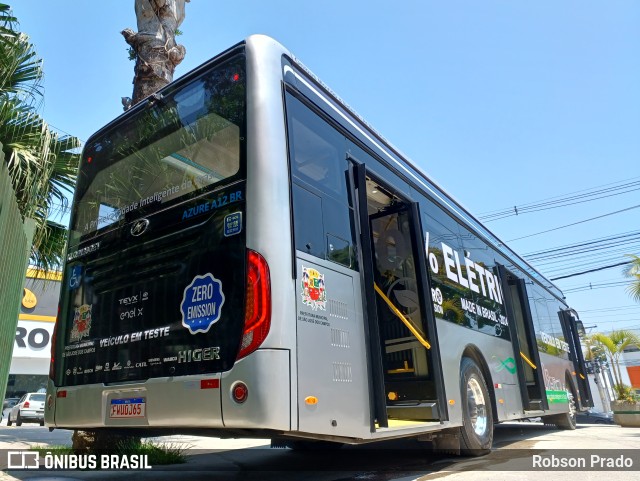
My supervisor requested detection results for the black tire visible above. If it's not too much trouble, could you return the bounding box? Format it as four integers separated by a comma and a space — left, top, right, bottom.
40, 419, 45, 427
6, 413, 12, 426
459, 357, 493, 455
16, 412, 22, 427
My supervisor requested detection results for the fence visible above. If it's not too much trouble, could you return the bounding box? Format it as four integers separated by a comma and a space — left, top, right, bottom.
0, 144, 36, 404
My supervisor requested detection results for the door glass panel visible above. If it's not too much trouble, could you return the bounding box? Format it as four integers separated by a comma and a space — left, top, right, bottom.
509, 282, 536, 383
367, 180, 428, 380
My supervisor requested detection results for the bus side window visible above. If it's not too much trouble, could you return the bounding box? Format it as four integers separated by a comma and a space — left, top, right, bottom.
286, 93, 356, 269
287, 95, 346, 200
292, 184, 324, 258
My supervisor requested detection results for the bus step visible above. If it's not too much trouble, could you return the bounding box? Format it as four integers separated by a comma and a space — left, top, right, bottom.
527, 400, 544, 410
523, 410, 545, 416
387, 402, 439, 421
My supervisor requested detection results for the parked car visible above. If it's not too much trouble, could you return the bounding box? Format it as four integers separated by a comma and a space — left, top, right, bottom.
2, 397, 19, 421
6, 393, 45, 426
576, 410, 614, 425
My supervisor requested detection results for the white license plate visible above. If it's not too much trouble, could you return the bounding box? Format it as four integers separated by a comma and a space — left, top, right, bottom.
109, 397, 146, 418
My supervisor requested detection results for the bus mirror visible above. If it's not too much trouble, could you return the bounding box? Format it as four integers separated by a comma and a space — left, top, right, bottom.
575, 320, 586, 338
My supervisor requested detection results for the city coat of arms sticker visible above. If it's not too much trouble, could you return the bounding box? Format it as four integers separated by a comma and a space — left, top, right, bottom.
301, 266, 327, 310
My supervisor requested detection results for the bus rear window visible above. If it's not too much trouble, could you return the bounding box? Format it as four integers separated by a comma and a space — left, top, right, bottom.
71, 54, 246, 240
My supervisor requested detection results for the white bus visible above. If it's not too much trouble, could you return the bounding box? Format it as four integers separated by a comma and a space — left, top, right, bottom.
47, 35, 592, 454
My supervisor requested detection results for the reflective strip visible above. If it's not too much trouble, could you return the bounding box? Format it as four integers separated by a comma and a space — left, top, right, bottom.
200, 379, 220, 389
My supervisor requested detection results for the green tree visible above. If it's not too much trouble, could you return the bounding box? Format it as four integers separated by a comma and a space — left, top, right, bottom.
0, 3, 80, 272
622, 254, 640, 303
590, 330, 640, 400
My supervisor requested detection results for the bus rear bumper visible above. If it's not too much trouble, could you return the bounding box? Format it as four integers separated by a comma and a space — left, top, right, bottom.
221, 348, 290, 430
46, 349, 290, 431
47, 374, 225, 429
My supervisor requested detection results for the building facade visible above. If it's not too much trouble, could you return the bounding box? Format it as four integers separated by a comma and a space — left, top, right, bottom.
5, 269, 59, 399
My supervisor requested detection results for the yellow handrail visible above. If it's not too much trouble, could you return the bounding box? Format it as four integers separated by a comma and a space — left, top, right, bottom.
520, 351, 537, 369
373, 283, 431, 350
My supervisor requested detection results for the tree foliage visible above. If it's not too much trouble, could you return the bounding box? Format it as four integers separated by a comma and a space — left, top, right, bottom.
622, 254, 640, 303
589, 330, 640, 400
0, 3, 81, 272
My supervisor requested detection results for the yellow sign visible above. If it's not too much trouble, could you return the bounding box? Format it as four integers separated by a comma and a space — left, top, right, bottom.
22, 288, 37, 309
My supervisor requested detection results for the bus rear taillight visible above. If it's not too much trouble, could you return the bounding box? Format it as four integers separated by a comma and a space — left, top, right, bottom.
237, 250, 271, 360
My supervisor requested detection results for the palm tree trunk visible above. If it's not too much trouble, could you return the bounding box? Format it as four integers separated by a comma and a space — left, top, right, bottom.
122, 0, 189, 106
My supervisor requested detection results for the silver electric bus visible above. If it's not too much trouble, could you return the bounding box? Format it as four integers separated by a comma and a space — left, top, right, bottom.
46, 35, 592, 454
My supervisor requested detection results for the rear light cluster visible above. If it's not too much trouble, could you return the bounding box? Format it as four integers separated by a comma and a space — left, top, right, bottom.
237, 250, 271, 360
23, 401, 30, 408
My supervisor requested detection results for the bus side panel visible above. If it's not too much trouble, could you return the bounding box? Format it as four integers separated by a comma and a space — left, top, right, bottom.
245, 35, 299, 433
295, 254, 371, 438
538, 352, 574, 414
435, 320, 524, 423
220, 349, 290, 430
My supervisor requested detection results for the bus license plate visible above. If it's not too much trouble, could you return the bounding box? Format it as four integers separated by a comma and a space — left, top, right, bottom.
109, 397, 146, 418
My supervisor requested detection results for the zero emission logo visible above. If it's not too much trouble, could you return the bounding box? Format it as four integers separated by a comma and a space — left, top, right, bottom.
180, 273, 225, 334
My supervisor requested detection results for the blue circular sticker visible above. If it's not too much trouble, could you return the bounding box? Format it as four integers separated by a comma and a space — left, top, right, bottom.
180, 273, 225, 334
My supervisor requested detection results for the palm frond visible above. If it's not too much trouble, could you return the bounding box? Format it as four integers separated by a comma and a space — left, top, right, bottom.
591, 330, 640, 356
0, 3, 80, 274
0, 3, 18, 40
30, 219, 68, 272
0, 32, 43, 102
622, 254, 640, 302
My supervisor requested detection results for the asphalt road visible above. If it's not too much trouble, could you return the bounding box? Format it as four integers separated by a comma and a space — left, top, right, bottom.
1, 421, 639, 480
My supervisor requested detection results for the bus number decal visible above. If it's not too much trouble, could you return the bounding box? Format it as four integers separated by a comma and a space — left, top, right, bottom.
301, 266, 327, 311
180, 273, 226, 334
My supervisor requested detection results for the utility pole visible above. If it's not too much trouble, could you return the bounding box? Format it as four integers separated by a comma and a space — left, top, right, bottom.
594, 360, 611, 412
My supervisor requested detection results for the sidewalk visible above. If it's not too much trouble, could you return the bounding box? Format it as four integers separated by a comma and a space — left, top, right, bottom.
417, 423, 640, 480
2, 423, 640, 480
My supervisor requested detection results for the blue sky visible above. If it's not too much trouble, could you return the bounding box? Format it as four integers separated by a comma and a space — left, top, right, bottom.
13, 1, 640, 332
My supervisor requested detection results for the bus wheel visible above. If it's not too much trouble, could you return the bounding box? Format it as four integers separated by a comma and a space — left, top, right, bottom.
460, 357, 493, 455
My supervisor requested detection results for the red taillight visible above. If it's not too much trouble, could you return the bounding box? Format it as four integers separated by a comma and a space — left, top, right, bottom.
231, 382, 249, 404
23, 401, 30, 408
237, 250, 271, 360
